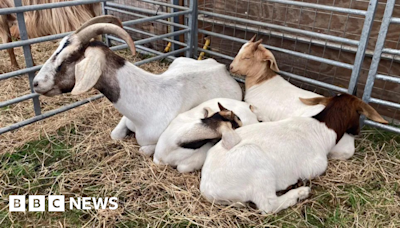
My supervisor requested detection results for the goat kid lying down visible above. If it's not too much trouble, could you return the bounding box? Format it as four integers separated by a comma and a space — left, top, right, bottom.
200, 94, 388, 214
153, 98, 258, 173
230, 36, 356, 160
32, 16, 242, 155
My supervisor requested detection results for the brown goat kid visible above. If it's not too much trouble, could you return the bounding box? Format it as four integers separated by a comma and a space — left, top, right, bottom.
0, 0, 101, 69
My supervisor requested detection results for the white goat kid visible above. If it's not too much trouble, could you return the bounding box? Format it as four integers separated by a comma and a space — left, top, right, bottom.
153, 98, 258, 173
200, 94, 388, 214
33, 16, 242, 155
230, 36, 355, 160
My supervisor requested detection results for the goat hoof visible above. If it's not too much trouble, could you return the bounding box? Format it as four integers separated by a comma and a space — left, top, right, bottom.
139, 145, 156, 156
297, 187, 311, 200
177, 164, 195, 173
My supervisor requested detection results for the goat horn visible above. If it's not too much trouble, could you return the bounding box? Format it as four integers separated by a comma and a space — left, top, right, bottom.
75, 23, 136, 55
75, 15, 123, 34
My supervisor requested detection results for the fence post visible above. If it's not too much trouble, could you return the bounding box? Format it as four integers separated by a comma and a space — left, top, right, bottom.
102, 1, 111, 47
14, 0, 41, 116
347, 0, 378, 95
171, 0, 180, 53
186, 0, 198, 58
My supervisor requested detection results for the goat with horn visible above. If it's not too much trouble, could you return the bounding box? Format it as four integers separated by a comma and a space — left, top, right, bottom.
0, 0, 102, 69
33, 16, 242, 156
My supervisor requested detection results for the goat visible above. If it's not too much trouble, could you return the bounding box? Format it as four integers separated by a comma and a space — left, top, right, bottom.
33, 16, 242, 155
0, 0, 101, 69
200, 93, 388, 214
230, 36, 356, 160
153, 98, 258, 173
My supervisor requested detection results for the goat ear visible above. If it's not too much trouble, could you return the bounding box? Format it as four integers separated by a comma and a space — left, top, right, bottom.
358, 101, 388, 124
299, 97, 331, 106
262, 49, 280, 72
203, 107, 213, 118
218, 102, 228, 111
220, 126, 241, 150
71, 50, 105, 95
249, 34, 257, 42
249, 104, 255, 112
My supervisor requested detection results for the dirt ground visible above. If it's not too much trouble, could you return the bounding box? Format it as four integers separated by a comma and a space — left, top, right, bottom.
0, 40, 399, 227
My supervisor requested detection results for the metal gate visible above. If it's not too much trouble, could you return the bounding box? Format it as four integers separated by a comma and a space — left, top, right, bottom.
0, 0, 399, 135
362, 0, 400, 133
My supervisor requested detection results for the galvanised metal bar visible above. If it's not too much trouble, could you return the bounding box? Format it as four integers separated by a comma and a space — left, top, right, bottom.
106, 2, 171, 16
107, 28, 190, 46
0, 93, 39, 108
171, 0, 181, 52
364, 120, 400, 134
198, 16, 361, 54
124, 27, 187, 47
370, 98, 400, 110
0, 65, 42, 81
375, 74, 400, 84
362, 0, 395, 103
199, 29, 353, 69
0, 94, 104, 135
198, 47, 234, 61
348, 0, 378, 95
198, 10, 359, 46
198, 47, 347, 93
139, 0, 188, 10
122, 10, 192, 27
390, 17, 400, 24
0, 32, 69, 51
105, 6, 188, 29
102, 1, 111, 47
382, 48, 400, 55
266, 0, 367, 16
187, 0, 198, 57
0, 0, 108, 15
14, 0, 41, 116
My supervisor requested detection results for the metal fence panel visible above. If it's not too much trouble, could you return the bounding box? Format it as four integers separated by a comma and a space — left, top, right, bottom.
362, 0, 400, 134
0, 0, 399, 135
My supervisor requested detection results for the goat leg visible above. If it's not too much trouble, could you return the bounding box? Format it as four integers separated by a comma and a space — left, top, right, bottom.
0, 15, 19, 69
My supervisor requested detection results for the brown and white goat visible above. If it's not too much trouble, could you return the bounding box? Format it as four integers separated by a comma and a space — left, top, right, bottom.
33, 16, 242, 155
0, 0, 101, 69
229, 36, 368, 160
201, 93, 388, 214
154, 98, 258, 173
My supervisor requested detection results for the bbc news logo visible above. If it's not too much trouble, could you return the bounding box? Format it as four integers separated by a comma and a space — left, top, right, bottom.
9, 195, 118, 212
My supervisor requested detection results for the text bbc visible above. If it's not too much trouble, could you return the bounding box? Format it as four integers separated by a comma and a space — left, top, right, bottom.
9, 195, 118, 212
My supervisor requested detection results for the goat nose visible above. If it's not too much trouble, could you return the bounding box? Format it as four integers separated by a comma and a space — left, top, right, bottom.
33, 81, 39, 87
230, 65, 233, 71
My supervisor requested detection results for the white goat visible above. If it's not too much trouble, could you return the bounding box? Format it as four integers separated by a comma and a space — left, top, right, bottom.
230, 36, 356, 160
33, 16, 242, 155
153, 98, 258, 173
200, 94, 388, 214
